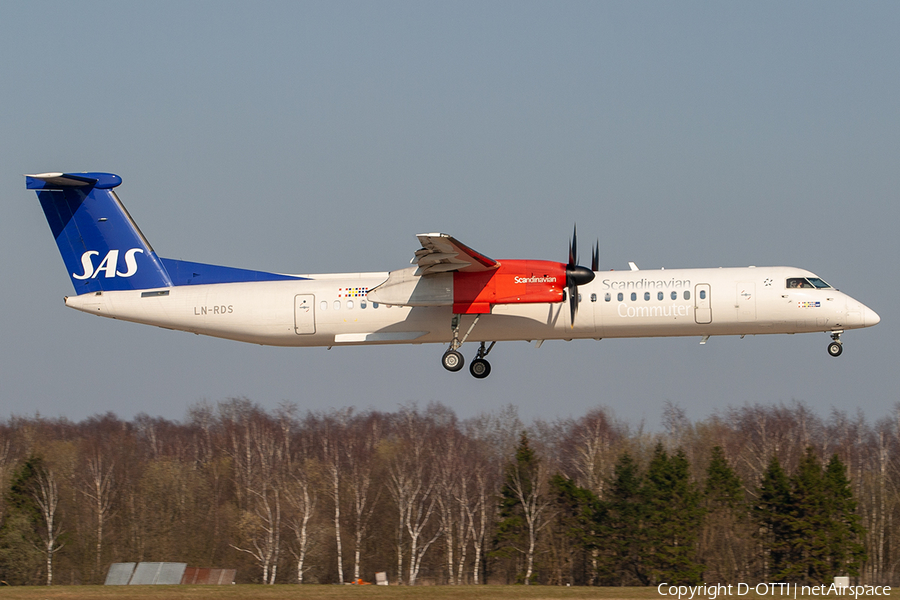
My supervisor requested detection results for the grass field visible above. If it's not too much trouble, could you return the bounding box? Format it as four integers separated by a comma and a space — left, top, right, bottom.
0, 585, 893, 600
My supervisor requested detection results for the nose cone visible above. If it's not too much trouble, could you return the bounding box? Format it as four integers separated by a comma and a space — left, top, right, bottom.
864, 305, 880, 327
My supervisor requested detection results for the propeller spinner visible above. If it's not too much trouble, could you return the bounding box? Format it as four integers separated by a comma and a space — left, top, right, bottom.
565, 226, 595, 325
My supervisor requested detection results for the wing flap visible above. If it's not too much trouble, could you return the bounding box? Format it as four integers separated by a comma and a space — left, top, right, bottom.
413, 233, 499, 274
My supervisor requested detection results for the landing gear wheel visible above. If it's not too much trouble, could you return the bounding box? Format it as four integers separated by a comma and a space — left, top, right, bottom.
469, 358, 491, 379
442, 350, 465, 372
827, 341, 843, 357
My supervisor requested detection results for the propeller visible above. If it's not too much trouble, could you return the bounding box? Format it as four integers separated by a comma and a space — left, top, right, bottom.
565, 225, 595, 325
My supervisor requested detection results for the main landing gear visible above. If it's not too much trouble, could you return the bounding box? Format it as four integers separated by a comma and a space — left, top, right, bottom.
827, 331, 844, 357
469, 342, 495, 379
441, 314, 496, 378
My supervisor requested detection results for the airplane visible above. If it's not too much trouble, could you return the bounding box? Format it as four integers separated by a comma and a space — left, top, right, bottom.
27, 171, 880, 378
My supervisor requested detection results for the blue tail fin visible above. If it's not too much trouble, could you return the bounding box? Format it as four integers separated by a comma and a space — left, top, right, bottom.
27, 172, 173, 293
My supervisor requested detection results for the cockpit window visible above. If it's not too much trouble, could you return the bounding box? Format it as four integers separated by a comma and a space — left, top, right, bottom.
787, 278, 813, 289
787, 277, 832, 289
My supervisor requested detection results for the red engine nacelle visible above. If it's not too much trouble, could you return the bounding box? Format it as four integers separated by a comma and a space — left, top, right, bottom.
451, 260, 566, 314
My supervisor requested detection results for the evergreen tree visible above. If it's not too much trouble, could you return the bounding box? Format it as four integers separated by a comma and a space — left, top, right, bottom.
599, 451, 646, 584
756, 449, 869, 584
642, 445, 704, 585
705, 446, 743, 508
822, 454, 866, 577
547, 473, 602, 585
700, 446, 747, 582
783, 447, 831, 582
754, 455, 793, 581
492, 431, 549, 584
0, 456, 46, 585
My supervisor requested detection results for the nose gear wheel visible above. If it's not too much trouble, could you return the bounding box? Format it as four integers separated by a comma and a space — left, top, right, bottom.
827, 331, 844, 357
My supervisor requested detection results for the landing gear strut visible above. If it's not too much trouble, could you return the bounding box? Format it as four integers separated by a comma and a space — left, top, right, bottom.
441, 314, 496, 378
827, 331, 843, 357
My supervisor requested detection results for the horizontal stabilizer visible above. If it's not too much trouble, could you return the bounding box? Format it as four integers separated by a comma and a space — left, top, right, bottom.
26, 172, 122, 189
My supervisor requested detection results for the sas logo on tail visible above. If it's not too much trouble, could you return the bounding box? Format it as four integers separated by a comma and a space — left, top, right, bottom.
73, 249, 143, 280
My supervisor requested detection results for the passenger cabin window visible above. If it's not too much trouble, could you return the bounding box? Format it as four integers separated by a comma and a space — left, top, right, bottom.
671, 291, 677, 300
320, 301, 327, 311
684, 290, 690, 300
630, 292, 637, 301
699, 290, 706, 300
618, 292, 624, 301
591, 293, 597, 302
333, 300, 341, 310
658, 292, 664, 301
644, 292, 650, 301
604, 293, 611, 302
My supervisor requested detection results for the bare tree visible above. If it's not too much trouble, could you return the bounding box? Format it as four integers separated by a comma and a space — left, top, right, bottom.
0, 434, 11, 523
219, 398, 258, 513
32, 466, 65, 585
285, 461, 317, 583
343, 412, 384, 582
386, 407, 442, 585
186, 401, 216, 466
313, 410, 350, 583
561, 407, 622, 496
468, 463, 492, 584
80, 449, 114, 582
445, 430, 493, 584
464, 407, 523, 584
229, 410, 285, 584
433, 418, 464, 584
503, 434, 554, 584
284, 414, 319, 584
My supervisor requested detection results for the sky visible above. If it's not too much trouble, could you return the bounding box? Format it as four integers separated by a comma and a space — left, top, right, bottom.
1, 2, 897, 429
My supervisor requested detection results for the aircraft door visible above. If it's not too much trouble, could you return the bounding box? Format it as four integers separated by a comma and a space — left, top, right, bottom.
694, 284, 712, 324
294, 294, 316, 334
737, 282, 756, 321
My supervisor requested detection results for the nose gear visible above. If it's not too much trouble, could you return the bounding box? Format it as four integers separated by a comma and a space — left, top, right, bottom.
827, 330, 843, 357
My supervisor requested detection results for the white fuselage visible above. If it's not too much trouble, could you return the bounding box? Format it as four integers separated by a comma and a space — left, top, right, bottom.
64, 266, 878, 348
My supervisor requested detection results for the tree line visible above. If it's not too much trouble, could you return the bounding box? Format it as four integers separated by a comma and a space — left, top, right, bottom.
0, 400, 894, 586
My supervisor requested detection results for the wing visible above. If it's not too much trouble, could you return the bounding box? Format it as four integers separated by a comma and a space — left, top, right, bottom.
412, 233, 500, 275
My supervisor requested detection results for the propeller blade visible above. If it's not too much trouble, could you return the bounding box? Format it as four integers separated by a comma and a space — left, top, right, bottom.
591, 240, 599, 272
568, 225, 577, 268
564, 224, 595, 326
569, 281, 578, 325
